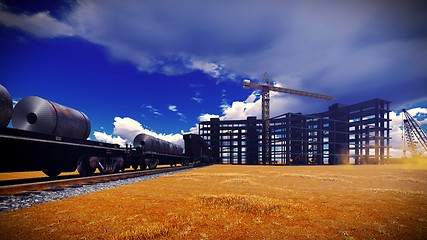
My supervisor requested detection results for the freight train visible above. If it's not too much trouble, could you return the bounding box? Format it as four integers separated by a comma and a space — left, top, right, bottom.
0, 84, 213, 177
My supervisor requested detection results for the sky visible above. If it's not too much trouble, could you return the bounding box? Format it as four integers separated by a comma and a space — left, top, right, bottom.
0, 0, 426, 157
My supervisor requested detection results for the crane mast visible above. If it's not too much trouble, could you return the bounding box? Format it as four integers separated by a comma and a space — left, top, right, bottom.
402, 109, 427, 157
243, 73, 335, 165
262, 73, 271, 165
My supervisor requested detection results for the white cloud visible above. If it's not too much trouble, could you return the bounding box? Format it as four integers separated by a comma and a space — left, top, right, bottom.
190, 60, 223, 78
198, 113, 220, 122
184, 113, 222, 136
0, 9, 75, 37
168, 105, 177, 112
94, 117, 184, 148
93, 131, 127, 146
244, 90, 258, 103
167, 105, 186, 122
406, 107, 427, 117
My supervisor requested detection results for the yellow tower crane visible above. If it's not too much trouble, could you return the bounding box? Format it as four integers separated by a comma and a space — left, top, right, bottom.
243, 72, 335, 164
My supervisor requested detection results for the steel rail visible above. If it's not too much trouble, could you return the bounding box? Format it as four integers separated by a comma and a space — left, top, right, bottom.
0, 166, 193, 195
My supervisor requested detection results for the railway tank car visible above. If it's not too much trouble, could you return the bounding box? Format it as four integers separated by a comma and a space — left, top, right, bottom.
133, 133, 183, 155
131, 133, 186, 169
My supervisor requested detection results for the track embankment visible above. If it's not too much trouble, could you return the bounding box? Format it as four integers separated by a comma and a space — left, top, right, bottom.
0, 166, 192, 195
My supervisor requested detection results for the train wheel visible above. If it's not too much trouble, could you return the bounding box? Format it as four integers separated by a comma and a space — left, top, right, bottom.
77, 155, 96, 176
42, 166, 62, 177
41, 155, 62, 177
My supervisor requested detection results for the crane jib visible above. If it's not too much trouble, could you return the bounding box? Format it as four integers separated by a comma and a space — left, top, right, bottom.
270, 86, 335, 100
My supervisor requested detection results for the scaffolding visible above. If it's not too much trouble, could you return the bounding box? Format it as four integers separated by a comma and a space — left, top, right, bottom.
198, 98, 391, 165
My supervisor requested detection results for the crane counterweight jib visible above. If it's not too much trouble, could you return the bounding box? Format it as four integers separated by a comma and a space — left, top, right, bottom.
242, 80, 251, 89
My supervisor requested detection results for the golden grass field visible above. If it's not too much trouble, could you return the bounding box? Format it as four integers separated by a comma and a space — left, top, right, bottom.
0, 164, 426, 239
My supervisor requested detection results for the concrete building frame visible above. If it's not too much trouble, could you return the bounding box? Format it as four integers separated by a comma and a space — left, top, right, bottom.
198, 98, 391, 165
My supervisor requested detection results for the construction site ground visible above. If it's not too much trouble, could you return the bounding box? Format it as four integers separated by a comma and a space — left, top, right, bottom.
0, 164, 426, 239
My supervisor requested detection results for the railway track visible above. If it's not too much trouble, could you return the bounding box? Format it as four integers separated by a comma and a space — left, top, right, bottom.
0, 166, 193, 195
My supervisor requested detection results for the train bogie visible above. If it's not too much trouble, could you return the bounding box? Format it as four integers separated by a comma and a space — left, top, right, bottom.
77, 155, 97, 176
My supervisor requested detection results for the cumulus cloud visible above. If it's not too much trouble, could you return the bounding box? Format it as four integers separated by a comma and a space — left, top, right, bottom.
185, 113, 221, 135
94, 117, 184, 147
198, 113, 220, 122
93, 131, 127, 146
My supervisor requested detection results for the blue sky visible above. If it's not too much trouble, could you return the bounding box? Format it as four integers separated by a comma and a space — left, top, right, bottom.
1, 0, 426, 156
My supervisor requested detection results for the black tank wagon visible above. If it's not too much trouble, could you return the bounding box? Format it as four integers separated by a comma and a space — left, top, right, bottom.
130, 133, 188, 170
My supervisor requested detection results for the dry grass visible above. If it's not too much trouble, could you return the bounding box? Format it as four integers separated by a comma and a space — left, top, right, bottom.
1, 164, 426, 239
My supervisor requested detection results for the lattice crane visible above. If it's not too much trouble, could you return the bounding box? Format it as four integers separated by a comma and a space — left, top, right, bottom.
402, 109, 427, 157
243, 72, 335, 165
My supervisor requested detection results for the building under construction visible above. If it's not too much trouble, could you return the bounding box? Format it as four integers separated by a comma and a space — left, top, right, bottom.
199, 98, 391, 165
